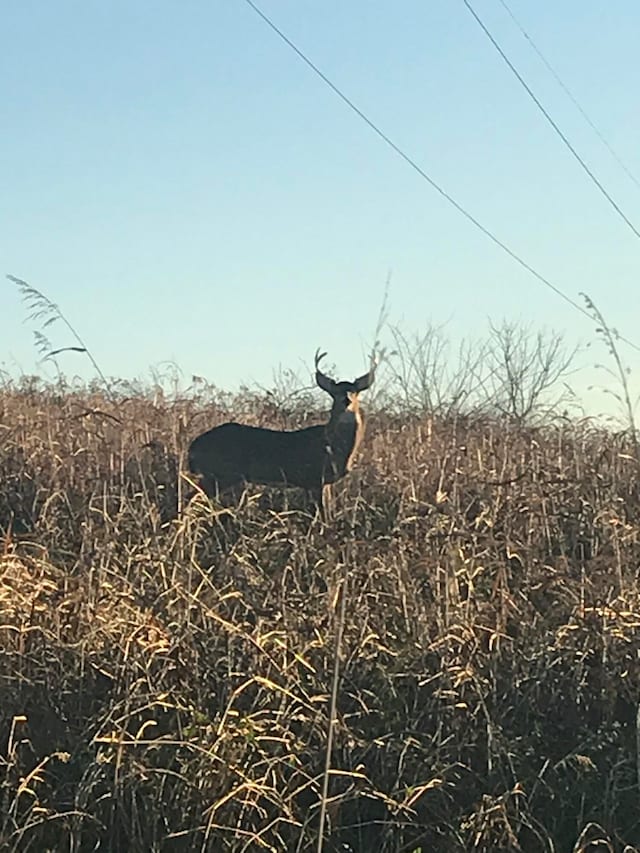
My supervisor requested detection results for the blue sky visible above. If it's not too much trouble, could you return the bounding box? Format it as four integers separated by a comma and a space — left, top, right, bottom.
3, 1, 639, 411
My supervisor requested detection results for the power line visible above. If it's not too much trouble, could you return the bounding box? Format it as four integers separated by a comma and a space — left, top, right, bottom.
462, 0, 640, 241
242, 0, 640, 354
497, 0, 640, 193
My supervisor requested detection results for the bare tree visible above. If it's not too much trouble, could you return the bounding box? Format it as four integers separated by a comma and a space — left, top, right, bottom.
484, 320, 577, 423
385, 322, 486, 416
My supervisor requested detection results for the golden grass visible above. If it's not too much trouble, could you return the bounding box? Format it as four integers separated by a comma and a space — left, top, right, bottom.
1, 378, 639, 851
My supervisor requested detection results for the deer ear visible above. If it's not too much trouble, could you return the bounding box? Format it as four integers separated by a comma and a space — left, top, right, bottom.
353, 370, 374, 392
316, 371, 336, 394
353, 352, 377, 392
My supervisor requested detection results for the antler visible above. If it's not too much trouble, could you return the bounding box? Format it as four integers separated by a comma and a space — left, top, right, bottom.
314, 349, 327, 371
314, 348, 335, 394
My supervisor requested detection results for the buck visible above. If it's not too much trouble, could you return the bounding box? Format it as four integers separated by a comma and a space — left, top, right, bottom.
188, 350, 375, 517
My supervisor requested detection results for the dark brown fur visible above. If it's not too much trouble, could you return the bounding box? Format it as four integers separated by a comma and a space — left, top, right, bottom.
188, 352, 374, 516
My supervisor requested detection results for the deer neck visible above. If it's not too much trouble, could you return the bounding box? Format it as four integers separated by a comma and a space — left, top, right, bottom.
326, 403, 365, 472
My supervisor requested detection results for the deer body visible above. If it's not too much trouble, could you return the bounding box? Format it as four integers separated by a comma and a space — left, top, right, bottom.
188, 351, 373, 515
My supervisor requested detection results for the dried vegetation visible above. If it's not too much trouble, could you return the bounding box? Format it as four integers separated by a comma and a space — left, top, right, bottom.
1, 378, 640, 852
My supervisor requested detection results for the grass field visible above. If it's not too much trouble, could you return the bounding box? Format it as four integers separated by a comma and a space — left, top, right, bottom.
1, 377, 639, 852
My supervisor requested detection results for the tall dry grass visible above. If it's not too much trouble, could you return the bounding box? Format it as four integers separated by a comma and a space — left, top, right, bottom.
1, 377, 640, 852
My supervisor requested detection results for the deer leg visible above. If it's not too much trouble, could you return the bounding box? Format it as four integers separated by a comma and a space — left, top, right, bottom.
314, 484, 332, 523
308, 486, 324, 522
324, 484, 334, 522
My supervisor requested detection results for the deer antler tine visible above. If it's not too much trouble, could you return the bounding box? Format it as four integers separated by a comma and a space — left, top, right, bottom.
314, 349, 328, 370
314, 349, 335, 394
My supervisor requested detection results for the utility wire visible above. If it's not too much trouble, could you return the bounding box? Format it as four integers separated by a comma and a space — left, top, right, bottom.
243, 0, 640, 354
497, 0, 640, 192
463, 0, 640, 241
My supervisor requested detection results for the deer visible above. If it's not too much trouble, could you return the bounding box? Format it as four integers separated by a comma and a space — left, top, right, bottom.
187, 350, 375, 518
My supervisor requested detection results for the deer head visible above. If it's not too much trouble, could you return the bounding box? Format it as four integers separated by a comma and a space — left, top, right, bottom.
314, 349, 375, 401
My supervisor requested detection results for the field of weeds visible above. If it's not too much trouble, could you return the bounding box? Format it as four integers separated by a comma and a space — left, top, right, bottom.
1, 378, 640, 852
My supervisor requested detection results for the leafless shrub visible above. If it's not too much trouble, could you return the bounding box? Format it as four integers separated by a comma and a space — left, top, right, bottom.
384, 322, 487, 417
484, 319, 578, 423
380, 320, 577, 426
